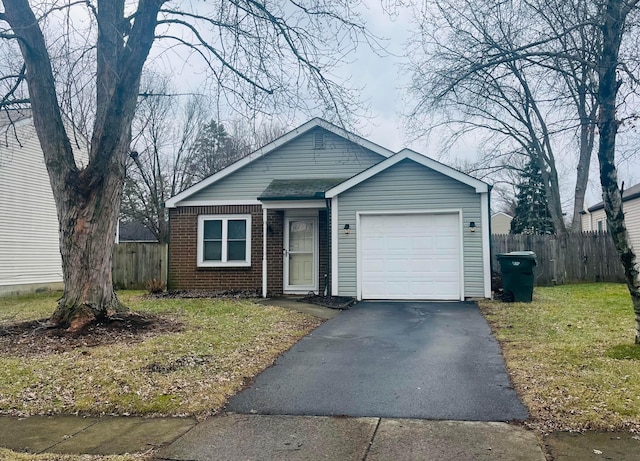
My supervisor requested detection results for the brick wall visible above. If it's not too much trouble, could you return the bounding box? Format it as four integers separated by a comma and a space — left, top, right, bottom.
169, 205, 284, 294
169, 205, 330, 295
266, 210, 284, 294
318, 209, 330, 294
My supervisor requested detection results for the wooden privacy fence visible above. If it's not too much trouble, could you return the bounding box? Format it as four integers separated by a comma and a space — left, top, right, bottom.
112, 243, 168, 290
492, 232, 625, 286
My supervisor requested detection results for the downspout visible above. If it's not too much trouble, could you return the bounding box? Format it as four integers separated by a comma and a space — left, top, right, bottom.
325, 198, 331, 297
488, 185, 494, 280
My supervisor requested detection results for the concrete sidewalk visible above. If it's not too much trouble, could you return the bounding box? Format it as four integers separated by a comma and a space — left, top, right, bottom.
2, 414, 640, 460
0, 414, 543, 460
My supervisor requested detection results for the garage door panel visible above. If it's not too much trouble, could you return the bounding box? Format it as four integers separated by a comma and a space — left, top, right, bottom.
360, 213, 461, 300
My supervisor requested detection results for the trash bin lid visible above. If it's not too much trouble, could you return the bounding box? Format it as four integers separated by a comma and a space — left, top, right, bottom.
497, 251, 536, 259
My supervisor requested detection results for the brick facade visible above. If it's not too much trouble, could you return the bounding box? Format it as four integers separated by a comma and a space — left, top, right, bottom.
168, 205, 329, 295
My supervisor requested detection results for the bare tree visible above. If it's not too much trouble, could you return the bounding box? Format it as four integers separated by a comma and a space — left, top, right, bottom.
596, 0, 640, 342
407, 0, 640, 340
122, 73, 207, 243
405, 0, 601, 233
0, 0, 373, 331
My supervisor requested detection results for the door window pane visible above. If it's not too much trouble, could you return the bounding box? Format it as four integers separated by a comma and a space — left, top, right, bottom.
289, 221, 313, 252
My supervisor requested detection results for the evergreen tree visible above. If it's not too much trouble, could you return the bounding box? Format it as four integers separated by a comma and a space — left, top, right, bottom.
510, 159, 555, 234
185, 120, 245, 181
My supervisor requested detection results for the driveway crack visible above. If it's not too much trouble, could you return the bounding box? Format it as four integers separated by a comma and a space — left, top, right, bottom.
362, 418, 381, 460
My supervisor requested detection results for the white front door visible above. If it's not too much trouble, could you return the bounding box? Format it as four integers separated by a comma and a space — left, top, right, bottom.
284, 216, 318, 293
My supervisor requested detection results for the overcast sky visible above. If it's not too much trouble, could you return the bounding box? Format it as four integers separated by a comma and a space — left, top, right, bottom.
331, 2, 640, 210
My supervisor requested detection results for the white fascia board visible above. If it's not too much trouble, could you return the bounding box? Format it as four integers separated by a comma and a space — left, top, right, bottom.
325, 149, 489, 198
491, 211, 513, 218
170, 200, 261, 207
165, 118, 395, 208
397, 149, 489, 193
260, 200, 325, 210
331, 196, 339, 296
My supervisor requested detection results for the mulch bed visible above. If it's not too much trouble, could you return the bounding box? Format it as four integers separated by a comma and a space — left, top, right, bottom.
298, 294, 355, 310
146, 289, 260, 299
0, 312, 183, 356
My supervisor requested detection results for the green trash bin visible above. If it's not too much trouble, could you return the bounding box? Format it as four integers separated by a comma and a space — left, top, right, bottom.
496, 251, 537, 302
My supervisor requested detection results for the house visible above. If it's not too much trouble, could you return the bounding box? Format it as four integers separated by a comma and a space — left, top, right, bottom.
0, 110, 87, 296
165, 119, 491, 301
117, 221, 158, 243
582, 182, 640, 251
491, 212, 513, 234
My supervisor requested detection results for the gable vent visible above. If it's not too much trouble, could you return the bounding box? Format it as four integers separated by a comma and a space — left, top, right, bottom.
314, 131, 325, 149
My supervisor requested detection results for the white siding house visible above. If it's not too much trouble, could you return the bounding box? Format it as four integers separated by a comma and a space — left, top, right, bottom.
491, 212, 513, 234
581, 183, 640, 252
0, 111, 88, 296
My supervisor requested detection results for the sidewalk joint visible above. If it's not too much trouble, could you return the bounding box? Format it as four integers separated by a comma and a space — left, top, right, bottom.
362, 417, 381, 460
37, 417, 101, 454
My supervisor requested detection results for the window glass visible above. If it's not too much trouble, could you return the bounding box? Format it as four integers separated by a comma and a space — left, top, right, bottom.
204, 220, 222, 239
228, 220, 246, 239
199, 216, 250, 265
204, 241, 222, 261
227, 241, 247, 261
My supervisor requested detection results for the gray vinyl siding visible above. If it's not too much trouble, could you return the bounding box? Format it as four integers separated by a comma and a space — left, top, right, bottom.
186, 127, 385, 202
0, 119, 88, 293
337, 159, 485, 298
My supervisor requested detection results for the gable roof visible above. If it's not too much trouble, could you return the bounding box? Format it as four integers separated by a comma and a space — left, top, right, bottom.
165, 118, 395, 208
325, 148, 489, 198
588, 182, 640, 212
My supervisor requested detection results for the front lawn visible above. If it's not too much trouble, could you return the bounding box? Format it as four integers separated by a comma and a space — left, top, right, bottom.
0, 292, 321, 418
479, 283, 640, 432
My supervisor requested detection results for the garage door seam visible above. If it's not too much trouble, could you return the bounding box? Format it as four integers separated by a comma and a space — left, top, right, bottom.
362, 417, 381, 460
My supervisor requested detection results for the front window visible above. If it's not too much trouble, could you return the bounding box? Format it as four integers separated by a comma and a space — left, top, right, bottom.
198, 215, 251, 267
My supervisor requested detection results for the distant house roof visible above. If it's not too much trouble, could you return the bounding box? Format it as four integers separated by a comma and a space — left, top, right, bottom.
0, 109, 32, 128
491, 212, 513, 218
588, 183, 640, 212
118, 221, 157, 242
258, 178, 348, 201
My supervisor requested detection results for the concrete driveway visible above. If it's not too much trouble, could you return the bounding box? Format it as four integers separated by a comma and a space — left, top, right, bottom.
226, 301, 528, 421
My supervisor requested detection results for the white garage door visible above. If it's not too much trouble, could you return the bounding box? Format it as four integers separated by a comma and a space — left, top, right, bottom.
360, 213, 461, 300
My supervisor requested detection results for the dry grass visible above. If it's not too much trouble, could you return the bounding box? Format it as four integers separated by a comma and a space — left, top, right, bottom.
0, 448, 151, 461
0, 291, 322, 418
479, 283, 640, 433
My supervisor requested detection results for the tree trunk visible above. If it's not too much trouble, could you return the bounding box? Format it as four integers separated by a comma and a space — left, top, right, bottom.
597, 0, 640, 343
50, 168, 127, 331
571, 114, 596, 232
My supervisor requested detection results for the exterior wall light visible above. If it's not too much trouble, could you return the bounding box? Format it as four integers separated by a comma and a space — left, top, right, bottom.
343, 224, 351, 235
469, 221, 476, 232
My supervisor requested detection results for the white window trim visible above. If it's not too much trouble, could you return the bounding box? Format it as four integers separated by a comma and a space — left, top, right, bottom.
197, 214, 252, 267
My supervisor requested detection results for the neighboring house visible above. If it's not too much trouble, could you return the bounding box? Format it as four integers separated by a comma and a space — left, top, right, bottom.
117, 221, 158, 243
0, 110, 88, 296
582, 182, 640, 251
491, 212, 513, 234
165, 118, 491, 301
